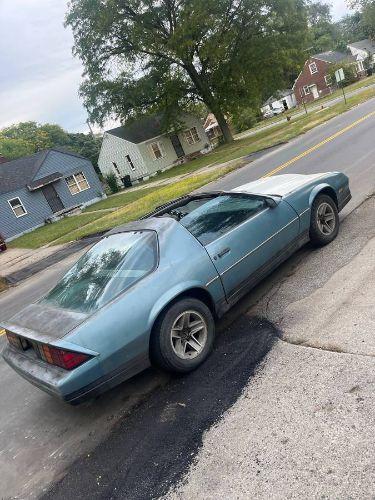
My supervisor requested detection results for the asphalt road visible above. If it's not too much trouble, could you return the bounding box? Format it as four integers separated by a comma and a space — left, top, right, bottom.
236, 81, 375, 140
1, 97, 375, 499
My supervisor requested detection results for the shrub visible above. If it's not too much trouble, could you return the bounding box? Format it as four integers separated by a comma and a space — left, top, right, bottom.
232, 108, 258, 133
106, 173, 120, 194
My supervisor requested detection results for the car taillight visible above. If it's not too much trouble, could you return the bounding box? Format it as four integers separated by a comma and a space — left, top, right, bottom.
6, 332, 29, 350
6, 331, 90, 370
33, 343, 90, 370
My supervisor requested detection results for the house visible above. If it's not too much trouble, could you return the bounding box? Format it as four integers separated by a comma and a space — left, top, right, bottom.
98, 114, 210, 185
293, 51, 356, 105
348, 39, 375, 73
260, 90, 297, 116
204, 113, 223, 141
0, 148, 104, 241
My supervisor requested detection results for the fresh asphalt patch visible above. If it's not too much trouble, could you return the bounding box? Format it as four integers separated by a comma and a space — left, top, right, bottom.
43, 315, 279, 500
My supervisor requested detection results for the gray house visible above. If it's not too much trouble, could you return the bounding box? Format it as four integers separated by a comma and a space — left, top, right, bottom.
0, 148, 104, 241
98, 113, 210, 185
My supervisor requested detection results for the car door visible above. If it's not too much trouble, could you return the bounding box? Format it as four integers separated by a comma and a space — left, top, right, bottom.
180, 193, 299, 302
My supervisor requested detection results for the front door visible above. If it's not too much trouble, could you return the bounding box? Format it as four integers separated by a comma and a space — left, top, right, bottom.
42, 184, 64, 213
311, 84, 319, 99
203, 196, 300, 302
170, 134, 185, 158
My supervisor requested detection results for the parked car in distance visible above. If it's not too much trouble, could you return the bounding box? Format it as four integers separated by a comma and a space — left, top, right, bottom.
272, 105, 285, 115
1, 172, 351, 404
0, 234, 6, 252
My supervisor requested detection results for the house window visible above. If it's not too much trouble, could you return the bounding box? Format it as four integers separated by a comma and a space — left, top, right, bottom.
357, 60, 364, 72
112, 162, 121, 176
66, 172, 90, 195
126, 155, 136, 171
300, 88, 304, 98
309, 62, 318, 75
184, 127, 200, 145
303, 85, 311, 96
8, 197, 27, 218
324, 75, 333, 86
150, 142, 164, 160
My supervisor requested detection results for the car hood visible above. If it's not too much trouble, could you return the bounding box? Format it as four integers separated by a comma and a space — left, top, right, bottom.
230, 173, 330, 198
1, 303, 87, 344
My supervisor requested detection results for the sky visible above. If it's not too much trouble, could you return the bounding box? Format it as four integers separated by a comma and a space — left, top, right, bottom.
0, 0, 353, 134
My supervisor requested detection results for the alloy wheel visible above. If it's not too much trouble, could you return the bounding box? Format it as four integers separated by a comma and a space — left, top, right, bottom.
170, 310, 208, 360
317, 202, 336, 235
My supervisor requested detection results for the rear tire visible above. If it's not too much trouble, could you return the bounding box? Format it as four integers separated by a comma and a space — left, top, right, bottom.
150, 298, 215, 373
309, 194, 339, 247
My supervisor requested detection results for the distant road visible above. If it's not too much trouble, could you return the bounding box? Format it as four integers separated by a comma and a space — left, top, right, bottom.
209, 96, 375, 213
236, 82, 375, 140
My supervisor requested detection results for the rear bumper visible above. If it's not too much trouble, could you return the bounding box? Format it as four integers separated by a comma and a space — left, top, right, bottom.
2, 344, 150, 405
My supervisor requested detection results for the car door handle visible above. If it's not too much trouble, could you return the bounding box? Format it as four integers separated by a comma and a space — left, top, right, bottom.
215, 247, 231, 259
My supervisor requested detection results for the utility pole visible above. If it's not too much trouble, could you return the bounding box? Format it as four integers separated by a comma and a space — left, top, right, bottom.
302, 98, 308, 115
341, 82, 347, 105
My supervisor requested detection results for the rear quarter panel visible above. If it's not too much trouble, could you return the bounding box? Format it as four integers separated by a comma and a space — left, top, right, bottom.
63, 222, 224, 376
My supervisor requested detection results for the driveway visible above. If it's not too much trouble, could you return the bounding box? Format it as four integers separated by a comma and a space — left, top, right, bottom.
1, 97, 375, 498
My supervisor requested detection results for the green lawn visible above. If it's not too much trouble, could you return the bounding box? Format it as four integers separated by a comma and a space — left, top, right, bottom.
9, 84, 375, 249
7, 212, 101, 249
247, 74, 375, 132
83, 186, 156, 212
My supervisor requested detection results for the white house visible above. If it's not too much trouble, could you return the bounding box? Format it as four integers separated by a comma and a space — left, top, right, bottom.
260, 89, 297, 116
98, 113, 209, 185
347, 39, 375, 73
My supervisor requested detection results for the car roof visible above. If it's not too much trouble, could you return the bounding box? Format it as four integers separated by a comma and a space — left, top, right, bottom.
106, 216, 177, 236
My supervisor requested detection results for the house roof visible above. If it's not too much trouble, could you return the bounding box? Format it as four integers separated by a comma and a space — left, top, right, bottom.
348, 39, 375, 55
262, 89, 293, 107
0, 148, 86, 195
312, 51, 355, 64
106, 115, 169, 144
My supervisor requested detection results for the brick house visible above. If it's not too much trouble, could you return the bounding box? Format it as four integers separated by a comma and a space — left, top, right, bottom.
293, 51, 356, 105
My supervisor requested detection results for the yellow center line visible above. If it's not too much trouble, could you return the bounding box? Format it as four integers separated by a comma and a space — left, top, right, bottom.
0, 329, 5, 336
263, 110, 375, 178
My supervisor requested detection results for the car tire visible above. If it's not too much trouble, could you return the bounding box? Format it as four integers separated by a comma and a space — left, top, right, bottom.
150, 298, 215, 373
309, 194, 339, 247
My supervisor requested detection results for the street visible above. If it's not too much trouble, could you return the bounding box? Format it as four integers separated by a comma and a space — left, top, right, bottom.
1, 97, 375, 499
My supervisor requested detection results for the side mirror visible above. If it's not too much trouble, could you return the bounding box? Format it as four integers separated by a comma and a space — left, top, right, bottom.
264, 197, 280, 208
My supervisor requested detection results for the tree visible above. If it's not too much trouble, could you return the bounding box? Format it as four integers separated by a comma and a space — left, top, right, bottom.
0, 136, 35, 160
348, 0, 375, 39
0, 121, 102, 172
66, 0, 309, 144
335, 12, 367, 47
306, 1, 340, 52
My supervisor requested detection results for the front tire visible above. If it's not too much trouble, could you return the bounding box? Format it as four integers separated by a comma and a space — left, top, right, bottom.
150, 298, 215, 373
309, 194, 339, 247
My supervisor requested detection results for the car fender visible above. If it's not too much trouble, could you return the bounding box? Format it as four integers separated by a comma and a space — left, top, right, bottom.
308, 182, 338, 208
147, 280, 213, 332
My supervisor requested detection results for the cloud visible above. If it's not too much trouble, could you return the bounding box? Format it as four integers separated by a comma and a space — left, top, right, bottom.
0, 0, 89, 132
0, 0, 355, 134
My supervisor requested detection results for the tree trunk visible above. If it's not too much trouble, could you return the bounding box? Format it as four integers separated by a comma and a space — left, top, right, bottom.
184, 62, 234, 143
212, 107, 233, 143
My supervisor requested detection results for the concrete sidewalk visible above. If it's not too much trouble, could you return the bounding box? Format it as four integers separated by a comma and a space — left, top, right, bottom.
167, 199, 375, 499
0, 238, 97, 286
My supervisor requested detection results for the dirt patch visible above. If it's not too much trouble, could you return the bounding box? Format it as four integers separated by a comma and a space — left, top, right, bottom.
0, 277, 9, 293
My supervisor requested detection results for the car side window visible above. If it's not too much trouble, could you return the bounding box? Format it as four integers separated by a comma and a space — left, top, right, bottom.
179, 195, 267, 246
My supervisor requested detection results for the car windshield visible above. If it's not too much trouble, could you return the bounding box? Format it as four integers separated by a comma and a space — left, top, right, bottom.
42, 231, 157, 313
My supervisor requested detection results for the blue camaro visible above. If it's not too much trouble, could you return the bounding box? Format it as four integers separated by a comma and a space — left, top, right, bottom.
2, 172, 351, 404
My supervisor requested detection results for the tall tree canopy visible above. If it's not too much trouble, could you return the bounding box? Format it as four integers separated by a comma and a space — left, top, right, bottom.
66, 0, 309, 143
306, 1, 340, 52
0, 122, 102, 171
349, 0, 375, 38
